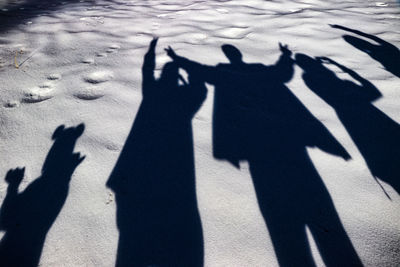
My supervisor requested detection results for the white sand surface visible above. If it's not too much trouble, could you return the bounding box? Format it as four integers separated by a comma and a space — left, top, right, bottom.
0, 0, 399, 266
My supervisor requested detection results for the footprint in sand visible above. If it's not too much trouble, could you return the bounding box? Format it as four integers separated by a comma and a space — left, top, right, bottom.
81, 57, 95, 64
84, 70, 114, 84
4, 100, 20, 108
376, 2, 388, 7
39, 81, 55, 88
96, 52, 107, 58
47, 73, 62, 80
21, 74, 63, 103
22, 85, 55, 103
73, 86, 105, 100
77, 71, 113, 100
106, 44, 120, 54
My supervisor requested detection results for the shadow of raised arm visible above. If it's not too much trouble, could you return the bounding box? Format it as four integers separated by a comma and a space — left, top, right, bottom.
142, 38, 158, 97
330, 24, 389, 45
330, 24, 400, 77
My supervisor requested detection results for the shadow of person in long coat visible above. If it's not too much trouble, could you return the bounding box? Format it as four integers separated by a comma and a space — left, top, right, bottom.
167, 44, 362, 267
107, 38, 206, 267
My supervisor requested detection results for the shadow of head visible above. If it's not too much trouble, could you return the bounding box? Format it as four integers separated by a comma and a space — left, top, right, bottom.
41, 123, 85, 176
221, 44, 243, 64
295, 53, 335, 77
160, 61, 180, 87
295, 53, 321, 70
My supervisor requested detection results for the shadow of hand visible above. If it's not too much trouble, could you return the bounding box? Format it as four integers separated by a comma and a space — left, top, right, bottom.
5, 167, 25, 185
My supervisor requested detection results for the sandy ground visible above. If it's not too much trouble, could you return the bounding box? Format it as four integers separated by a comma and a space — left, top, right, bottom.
0, 0, 399, 266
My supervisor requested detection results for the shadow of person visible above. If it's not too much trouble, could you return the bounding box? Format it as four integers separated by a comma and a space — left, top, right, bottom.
0, 123, 85, 267
296, 54, 400, 198
330, 24, 400, 78
166, 43, 294, 167
168, 44, 362, 266
106, 38, 206, 267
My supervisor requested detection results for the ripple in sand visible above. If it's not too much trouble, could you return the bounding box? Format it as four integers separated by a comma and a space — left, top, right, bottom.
213, 27, 251, 40
216, 8, 229, 14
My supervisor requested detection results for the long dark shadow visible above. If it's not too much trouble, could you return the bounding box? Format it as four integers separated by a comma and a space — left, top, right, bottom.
0, 0, 93, 33
330, 24, 400, 78
296, 53, 400, 197
107, 38, 206, 267
168, 44, 362, 267
0, 123, 85, 266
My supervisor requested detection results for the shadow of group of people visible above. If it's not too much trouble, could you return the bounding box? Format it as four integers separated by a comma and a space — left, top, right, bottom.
107, 25, 398, 267
0, 24, 398, 266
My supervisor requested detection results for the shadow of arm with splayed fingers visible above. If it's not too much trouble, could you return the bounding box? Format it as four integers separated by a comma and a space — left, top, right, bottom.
318, 57, 382, 102
330, 24, 400, 78
165, 46, 217, 84
329, 24, 400, 54
330, 24, 389, 46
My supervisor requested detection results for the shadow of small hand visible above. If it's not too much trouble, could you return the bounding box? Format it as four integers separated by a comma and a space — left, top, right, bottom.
165, 46, 178, 60
69, 152, 86, 170
5, 167, 25, 185
279, 43, 292, 57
